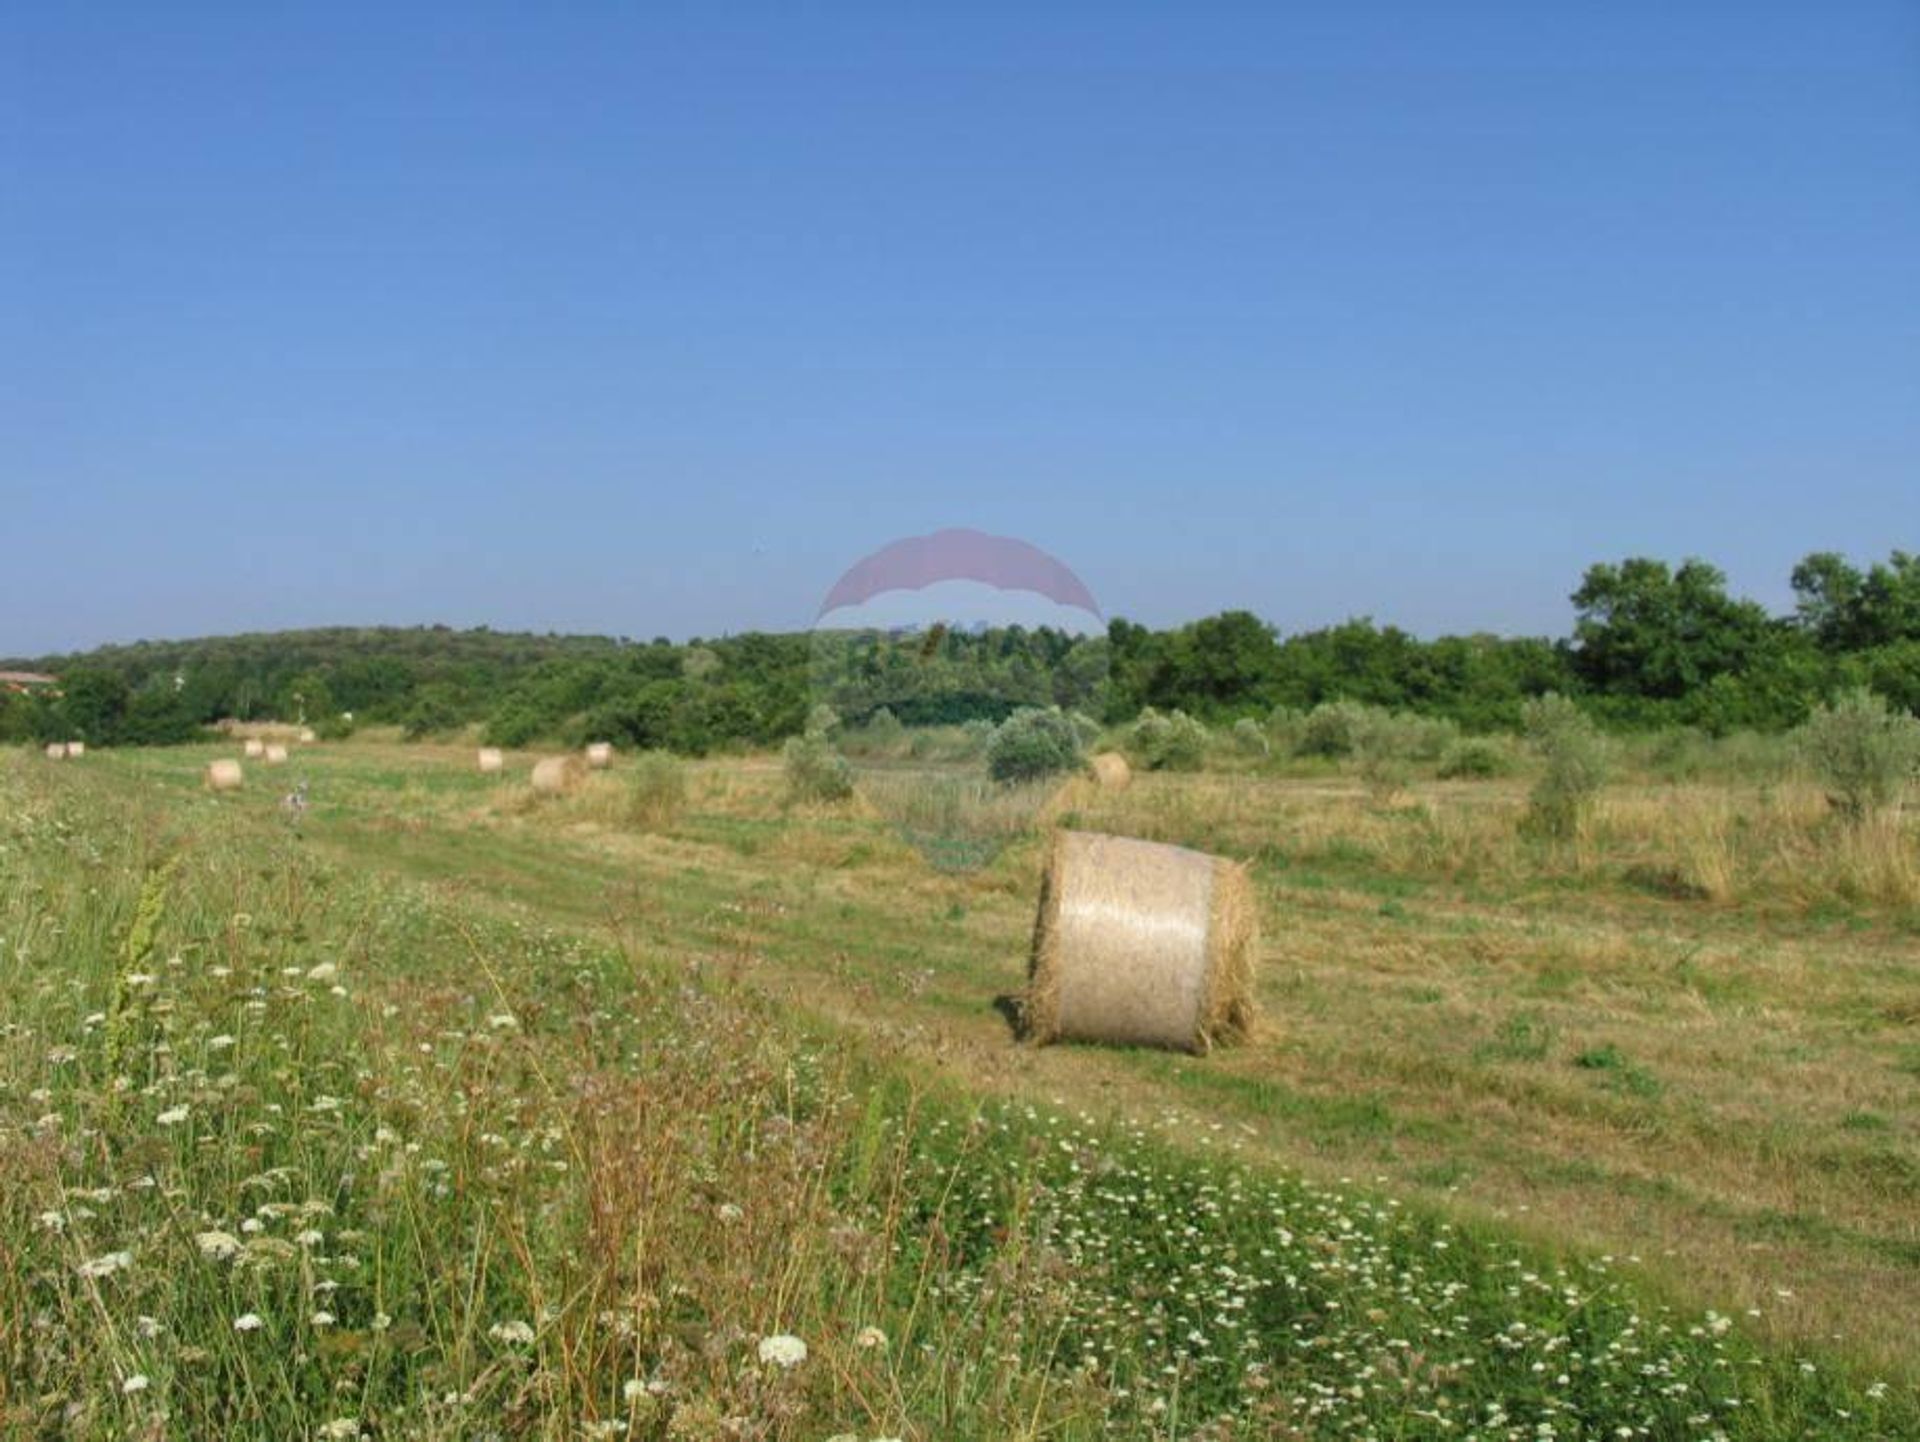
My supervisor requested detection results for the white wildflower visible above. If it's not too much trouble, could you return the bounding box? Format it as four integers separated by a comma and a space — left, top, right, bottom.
855, 1326, 888, 1350
488, 1320, 536, 1346
76, 1250, 132, 1279
234, 1312, 264, 1332
318, 1421, 361, 1440
757, 1333, 807, 1368
121, 1374, 149, 1394
306, 962, 338, 983
156, 1106, 189, 1126
311, 1310, 336, 1327
196, 1230, 244, 1261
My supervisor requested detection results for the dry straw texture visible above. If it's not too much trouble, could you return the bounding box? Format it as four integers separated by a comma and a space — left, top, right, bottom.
64, 741, 86, 758
1026, 829, 1256, 1054
477, 747, 505, 774
298, 727, 318, 743
531, 754, 587, 795
205, 759, 244, 792
243, 739, 266, 759
1090, 752, 1132, 788
263, 744, 289, 766
586, 741, 614, 769
43, 743, 65, 761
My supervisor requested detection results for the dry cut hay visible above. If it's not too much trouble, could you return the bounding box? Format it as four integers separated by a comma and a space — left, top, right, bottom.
585, 741, 614, 769
243, 738, 266, 759
263, 744, 290, 766
477, 747, 505, 774
530, 754, 587, 796
1026, 829, 1256, 1054
44, 743, 66, 761
205, 759, 244, 792
1089, 752, 1131, 788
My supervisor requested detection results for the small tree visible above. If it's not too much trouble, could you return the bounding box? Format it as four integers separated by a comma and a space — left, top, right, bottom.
987, 707, 1085, 784
1798, 688, 1920, 822
783, 731, 853, 803
627, 751, 689, 830
1231, 717, 1270, 758
1522, 693, 1610, 839
1130, 707, 1208, 771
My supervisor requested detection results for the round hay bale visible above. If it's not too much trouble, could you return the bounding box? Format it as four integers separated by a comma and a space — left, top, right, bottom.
205, 759, 244, 792
298, 728, 317, 743
585, 741, 614, 769
263, 744, 289, 766
243, 738, 266, 759
65, 741, 86, 758
1026, 830, 1256, 1054
1089, 752, 1131, 788
530, 754, 586, 795
477, 747, 505, 774
44, 742, 66, 761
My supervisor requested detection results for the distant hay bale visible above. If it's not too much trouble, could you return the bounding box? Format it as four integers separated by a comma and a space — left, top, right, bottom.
1089, 752, 1131, 788
263, 744, 289, 766
1026, 830, 1256, 1054
586, 741, 614, 769
477, 747, 505, 774
44, 743, 66, 761
63, 741, 86, 758
243, 739, 266, 759
530, 754, 587, 795
205, 759, 244, 792
298, 728, 317, 743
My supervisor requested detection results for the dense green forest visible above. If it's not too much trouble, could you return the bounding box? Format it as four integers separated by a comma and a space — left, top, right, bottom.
5, 551, 1916, 750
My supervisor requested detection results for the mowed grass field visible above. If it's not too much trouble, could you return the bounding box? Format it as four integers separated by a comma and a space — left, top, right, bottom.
2, 737, 1914, 1439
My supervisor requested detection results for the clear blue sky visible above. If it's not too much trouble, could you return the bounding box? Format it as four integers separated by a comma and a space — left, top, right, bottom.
4, 2, 1916, 656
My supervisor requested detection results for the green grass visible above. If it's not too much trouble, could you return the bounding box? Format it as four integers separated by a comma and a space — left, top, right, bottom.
3, 744, 1916, 1439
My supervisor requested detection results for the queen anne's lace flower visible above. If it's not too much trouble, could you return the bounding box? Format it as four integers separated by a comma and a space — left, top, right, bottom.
757, 1333, 807, 1368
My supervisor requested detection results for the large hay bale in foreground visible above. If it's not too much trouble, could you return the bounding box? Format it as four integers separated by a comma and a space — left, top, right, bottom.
205, 759, 244, 792
243, 738, 266, 759
1026, 830, 1255, 1054
477, 747, 505, 774
530, 754, 586, 796
44, 743, 66, 761
585, 741, 614, 769
263, 744, 289, 766
1089, 752, 1131, 788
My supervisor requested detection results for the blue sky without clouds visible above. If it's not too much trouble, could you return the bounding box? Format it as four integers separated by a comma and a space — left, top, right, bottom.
3, 2, 1916, 655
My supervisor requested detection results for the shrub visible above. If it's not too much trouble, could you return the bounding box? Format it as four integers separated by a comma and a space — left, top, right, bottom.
1798, 687, 1920, 822
804, 703, 842, 739
1351, 710, 1415, 801
1066, 710, 1104, 750
313, 711, 357, 742
1130, 707, 1209, 771
1265, 705, 1306, 754
627, 750, 688, 830
1297, 700, 1375, 758
1231, 717, 1270, 758
782, 731, 854, 803
1437, 737, 1513, 779
1521, 694, 1610, 839
986, 707, 1085, 784
401, 684, 466, 740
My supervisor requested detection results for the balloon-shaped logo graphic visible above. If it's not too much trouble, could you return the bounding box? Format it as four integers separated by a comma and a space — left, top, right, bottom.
807, 529, 1110, 870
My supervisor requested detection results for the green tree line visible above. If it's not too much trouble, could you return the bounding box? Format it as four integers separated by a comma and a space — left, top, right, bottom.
4, 551, 1915, 750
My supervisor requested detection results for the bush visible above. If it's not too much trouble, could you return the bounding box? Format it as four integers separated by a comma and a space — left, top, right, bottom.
314, 711, 357, 742
1297, 700, 1374, 758
804, 702, 841, 739
1265, 705, 1306, 754
1522, 694, 1611, 839
627, 751, 688, 830
1231, 717, 1270, 758
986, 707, 1085, 785
783, 731, 854, 803
401, 684, 466, 740
1351, 710, 1415, 800
1437, 738, 1513, 779
1130, 707, 1209, 771
1066, 710, 1104, 750
1798, 688, 1920, 822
